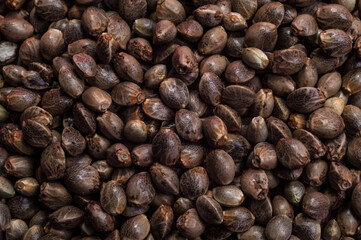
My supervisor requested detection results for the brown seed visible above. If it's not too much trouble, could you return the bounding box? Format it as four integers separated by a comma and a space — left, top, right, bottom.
23, 225, 45, 240
196, 195, 223, 225
307, 107, 345, 139
293, 129, 326, 159
319, 29, 352, 57
293, 213, 321, 240
240, 169, 268, 200
6, 87, 41, 112
177, 19, 204, 43
142, 98, 174, 121
276, 138, 310, 169
179, 144, 205, 169
231, 0, 257, 20
133, 18, 156, 39
302, 192, 330, 220
223, 206, 255, 232
262, 74, 296, 97
176, 208, 205, 238
247, 197, 272, 226
7, 195, 39, 220
96, 111, 124, 141
126, 172, 155, 206
198, 72, 223, 106
342, 105, 361, 137
22, 119, 52, 148
222, 85, 256, 110
48, 206, 84, 229
244, 22, 277, 52
40, 142, 65, 181
180, 167, 209, 200
347, 137, 361, 169
159, 78, 189, 109
128, 37, 153, 62
265, 215, 292, 240
237, 226, 266, 240
202, 115, 228, 148
152, 128, 181, 166
266, 116, 292, 145
172, 46, 198, 75
39, 182, 72, 210
111, 82, 145, 106
106, 143, 131, 168
194, 4, 223, 27
113, 52, 143, 84
272, 195, 294, 219
156, 0, 186, 25
150, 205, 174, 239
198, 26, 227, 55
41, 89, 74, 116
5, 219, 28, 239
291, 14, 318, 37
81, 7, 107, 37
253, 2, 284, 27
225, 60, 255, 84
212, 185, 245, 207
85, 201, 114, 233
107, 15, 131, 50
270, 49, 307, 75
64, 164, 101, 195
118, 0, 147, 23
58, 66, 85, 99
175, 109, 203, 142
61, 126, 86, 156
153, 20, 177, 46
337, 204, 358, 236
251, 142, 277, 170
302, 159, 328, 187
316, 4, 353, 31
325, 132, 347, 162
150, 162, 179, 195
328, 162, 352, 191
120, 214, 150, 239
214, 104, 242, 132
0, 17, 34, 42
96, 33, 118, 64
205, 149, 235, 185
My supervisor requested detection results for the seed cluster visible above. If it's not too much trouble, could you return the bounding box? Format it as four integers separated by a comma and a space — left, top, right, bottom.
1, 0, 361, 239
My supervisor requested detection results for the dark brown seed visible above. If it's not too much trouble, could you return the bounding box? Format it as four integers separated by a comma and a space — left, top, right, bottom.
7, 195, 39, 219
21, 70, 50, 90
61, 126, 86, 156
198, 26, 227, 55
293, 213, 321, 240
302, 158, 328, 186
126, 172, 155, 206
196, 195, 223, 225
262, 74, 296, 97
118, 0, 147, 23
151, 205, 174, 239
223, 207, 255, 232
265, 215, 292, 240
39, 182, 72, 210
237, 226, 266, 240
212, 185, 245, 207
150, 162, 179, 195
266, 116, 292, 145
128, 37, 153, 62
81, 7, 107, 37
253, 2, 284, 27
276, 138, 310, 169
173, 197, 195, 216
64, 164, 101, 195
176, 208, 205, 238
133, 18, 156, 39
6, 87, 41, 112
328, 162, 352, 191
41, 89, 73, 116
72, 53, 97, 79
286, 87, 326, 114
214, 104, 242, 132
85, 201, 114, 232
5, 219, 28, 239
111, 82, 145, 106
272, 195, 294, 219
317, 71, 342, 98
22, 119, 52, 148
221, 133, 251, 162
198, 72, 223, 106
225, 60, 255, 84
159, 78, 189, 109
58, 66, 85, 99
337, 204, 358, 236
347, 137, 361, 169
302, 192, 330, 220
319, 29, 352, 57
40, 142, 65, 181
222, 85, 256, 109
175, 109, 203, 142
180, 167, 209, 200
152, 128, 181, 166
48, 206, 84, 229
40, 29, 65, 61
240, 169, 268, 200
293, 129, 326, 159
307, 107, 345, 139
342, 105, 361, 137
120, 214, 150, 239
124, 120, 147, 143
352, 183, 361, 218
247, 197, 272, 226
205, 149, 236, 185
106, 143, 131, 168
23, 225, 45, 240
270, 49, 307, 75
325, 132, 347, 162
194, 4, 223, 27
244, 22, 277, 52
96, 33, 118, 64
156, 0, 186, 24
